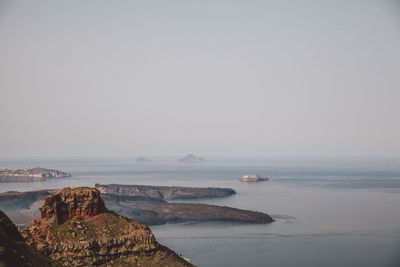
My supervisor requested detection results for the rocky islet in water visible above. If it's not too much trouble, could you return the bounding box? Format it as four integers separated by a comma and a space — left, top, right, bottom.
240, 174, 269, 182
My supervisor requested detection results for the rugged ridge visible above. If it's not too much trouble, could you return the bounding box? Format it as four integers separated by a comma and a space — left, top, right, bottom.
20, 187, 194, 267
95, 183, 236, 200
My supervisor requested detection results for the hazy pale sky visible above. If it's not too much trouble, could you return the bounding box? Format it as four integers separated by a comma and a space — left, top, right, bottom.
0, 0, 399, 156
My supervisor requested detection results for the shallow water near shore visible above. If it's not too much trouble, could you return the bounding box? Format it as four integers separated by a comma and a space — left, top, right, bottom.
1, 156, 400, 266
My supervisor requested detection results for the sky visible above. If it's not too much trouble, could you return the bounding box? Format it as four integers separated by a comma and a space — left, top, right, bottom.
0, 0, 399, 157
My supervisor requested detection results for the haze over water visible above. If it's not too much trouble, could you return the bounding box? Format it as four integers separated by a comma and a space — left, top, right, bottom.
1, 155, 399, 266
1, 0, 400, 266
1, 0, 400, 157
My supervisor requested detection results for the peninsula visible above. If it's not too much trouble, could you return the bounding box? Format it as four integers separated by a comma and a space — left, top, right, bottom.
0, 167, 71, 183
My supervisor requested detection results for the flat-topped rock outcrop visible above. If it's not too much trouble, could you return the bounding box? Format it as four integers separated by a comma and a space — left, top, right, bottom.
0, 167, 71, 183
20, 187, 194, 267
240, 174, 269, 182
95, 183, 236, 200
39, 187, 107, 224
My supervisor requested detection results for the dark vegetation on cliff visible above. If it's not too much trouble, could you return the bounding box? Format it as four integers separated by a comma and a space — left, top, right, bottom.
20, 187, 194, 267
0, 210, 60, 267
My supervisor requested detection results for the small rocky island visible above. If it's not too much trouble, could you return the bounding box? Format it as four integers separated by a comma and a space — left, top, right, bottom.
179, 154, 205, 163
0, 167, 71, 183
240, 174, 269, 182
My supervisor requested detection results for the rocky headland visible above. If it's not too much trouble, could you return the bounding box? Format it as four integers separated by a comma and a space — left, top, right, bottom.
20, 187, 194, 267
240, 174, 269, 182
95, 183, 236, 200
179, 154, 205, 163
0, 167, 71, 183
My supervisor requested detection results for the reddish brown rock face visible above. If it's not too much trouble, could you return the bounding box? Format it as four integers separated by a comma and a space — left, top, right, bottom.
39, 187, 106, 224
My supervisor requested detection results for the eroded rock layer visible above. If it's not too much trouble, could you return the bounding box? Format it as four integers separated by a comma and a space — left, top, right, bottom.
39, 187, 106, 224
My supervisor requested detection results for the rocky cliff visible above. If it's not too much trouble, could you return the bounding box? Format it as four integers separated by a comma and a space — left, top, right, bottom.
20, 187, 194, 267
96, 183, 236, 200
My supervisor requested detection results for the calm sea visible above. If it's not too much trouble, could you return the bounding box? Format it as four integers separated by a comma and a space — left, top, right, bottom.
1, 156, 399, 267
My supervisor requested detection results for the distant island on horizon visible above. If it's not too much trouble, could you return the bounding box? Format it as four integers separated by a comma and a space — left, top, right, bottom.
179, 154, 205, 163
0, 167, 71, 183
135, 157, 152, 163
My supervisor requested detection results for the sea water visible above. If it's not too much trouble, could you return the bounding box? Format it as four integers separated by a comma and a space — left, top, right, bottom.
0, 156, 399, 267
